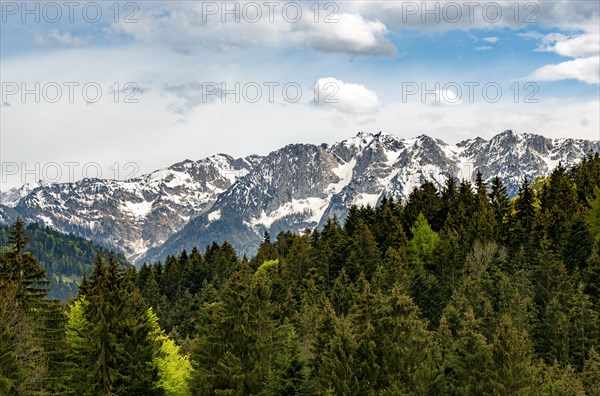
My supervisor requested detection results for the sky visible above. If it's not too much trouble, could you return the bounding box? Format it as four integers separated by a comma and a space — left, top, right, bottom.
1, 0, 599, 189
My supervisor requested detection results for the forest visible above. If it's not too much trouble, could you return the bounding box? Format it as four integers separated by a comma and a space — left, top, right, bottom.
0, 223, 127, 300
1, 153, 600, 395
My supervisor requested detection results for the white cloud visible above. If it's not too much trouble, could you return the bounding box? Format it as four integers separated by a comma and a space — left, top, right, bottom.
163, 82, 221, 114
528, 56, 600, 84
540, 32, 599, 58
294, 13, 396, 56
32, 30, 86, 47
523, 29, 600, 84
475, 46, 493, 51
349, 0, 599, 32
49, 29, 86, 47
314, 77, 380, 114
111, 3, 395, 56
483, 37, 499, 44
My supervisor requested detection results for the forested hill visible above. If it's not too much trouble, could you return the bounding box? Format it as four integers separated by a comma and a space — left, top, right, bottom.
1, 153, 599, 395
0, 222, 128, 300
134, 153, 600, 394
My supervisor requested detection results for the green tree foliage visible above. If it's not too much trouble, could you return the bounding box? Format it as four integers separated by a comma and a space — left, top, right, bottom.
0, 221, 127, 300
582, 346, 600, 396
2, 153, 600, 394
447, 309, 493, 395
148, 309, 194, 396
489, 175, 511, 241
407, 213, 439, 268
489, 314, 538, 394
191, 261, 281, 395
65, 253, 163, 395
587, 186, 600, 241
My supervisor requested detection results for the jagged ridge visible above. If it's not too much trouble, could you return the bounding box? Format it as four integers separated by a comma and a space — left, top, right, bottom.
2, 130, 598, 264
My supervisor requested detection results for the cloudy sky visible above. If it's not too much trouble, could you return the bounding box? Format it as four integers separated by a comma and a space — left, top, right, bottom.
1, 0, 599, 189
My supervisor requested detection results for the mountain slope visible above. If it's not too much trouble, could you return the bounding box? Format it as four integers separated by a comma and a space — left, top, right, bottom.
1, 155, 257, 262
2, 130, 599, 264
141, 130, 600, 263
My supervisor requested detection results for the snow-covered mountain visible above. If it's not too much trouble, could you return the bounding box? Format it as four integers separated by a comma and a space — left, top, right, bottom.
2, 130, 598, 264
0, 155, 257, 263
141, 130, 600, 263
0, 181, 48, 207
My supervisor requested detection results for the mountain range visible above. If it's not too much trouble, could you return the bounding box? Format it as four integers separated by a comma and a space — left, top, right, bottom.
1, 130, 598, 265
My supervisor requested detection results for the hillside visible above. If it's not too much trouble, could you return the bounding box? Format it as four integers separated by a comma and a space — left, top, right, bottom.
0, 222, 128, 300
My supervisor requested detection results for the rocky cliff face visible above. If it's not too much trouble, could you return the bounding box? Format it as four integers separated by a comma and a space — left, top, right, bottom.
2, 130, 599, 264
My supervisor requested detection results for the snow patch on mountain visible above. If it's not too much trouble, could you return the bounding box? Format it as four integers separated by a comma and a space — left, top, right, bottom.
121, 200, 154, 218
208, 209, 221, 221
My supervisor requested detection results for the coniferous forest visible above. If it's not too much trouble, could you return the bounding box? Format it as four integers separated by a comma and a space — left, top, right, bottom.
2, 153, 600, 395
0, 223, 128, 300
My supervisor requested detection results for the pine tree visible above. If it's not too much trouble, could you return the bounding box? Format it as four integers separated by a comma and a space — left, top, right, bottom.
540, 362, 586, 395
376, 285, 439, 394
489, 314, 538, 394
315, 315, 358, 396
587, 186, 600, 241
448, 309, 492, 395
568, 283, 599, 370
561, 212, 593, 272
1, 218, 49, 303
330, 268, 356, 317
318, 217, 349, 284
489, 176, 511, 241
71, 253, 162, 395
0, 219, 55, 394
581, 346, 600, 396
0, 280, 40, 394
147, 309, 193, 396
407, 213, 439, 268
513, 177, 536, 247
346, 220, 380, 280
443, 180, 477, 250
540, 163, 578, 248
440, 176, 458, 225
283, 235, 312, 287
372, 201, 407, 256
584, 239, 600, 304
403, 181, 444, 233
252, 232, 279, 269
264, 326, 310, 395
192, 263, 280, 395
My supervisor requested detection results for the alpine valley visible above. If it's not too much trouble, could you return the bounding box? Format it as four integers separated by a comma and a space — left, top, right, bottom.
2, 130, 599, 265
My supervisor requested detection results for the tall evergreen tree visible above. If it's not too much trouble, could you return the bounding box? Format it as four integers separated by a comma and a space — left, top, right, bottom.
489, 176, 511, 241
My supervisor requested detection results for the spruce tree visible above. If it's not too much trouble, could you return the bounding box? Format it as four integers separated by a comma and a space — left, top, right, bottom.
407, 213, 439, 268
489, 314, 538, 394
346, 220, 380, 280
581, 346, 600, 396
448, 309, 492, 395
489, 176, 511, 242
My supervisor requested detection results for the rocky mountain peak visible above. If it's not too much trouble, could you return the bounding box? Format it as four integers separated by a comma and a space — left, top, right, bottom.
2, 130, 598, 264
